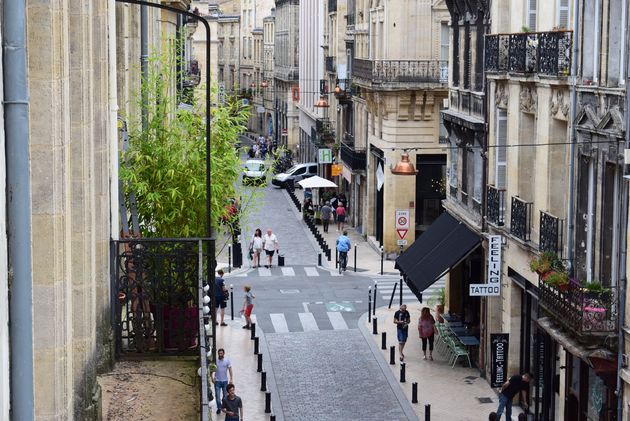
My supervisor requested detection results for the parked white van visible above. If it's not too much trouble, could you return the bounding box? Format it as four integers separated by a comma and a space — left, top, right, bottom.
271, 163, 318, 188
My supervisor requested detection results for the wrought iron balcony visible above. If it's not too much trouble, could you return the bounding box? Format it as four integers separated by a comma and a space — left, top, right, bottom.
328, 0, 337, 12
315, 118, 335, 142
485, 30, 572, 76
325, 56, 336, 73
486, 185, 505, 226
346, 13, 355, 26
352, 58, 448, 85
334, 78, 353, 103
539, 211, 563, 256
510, 196, 532, 242
340, 134, 366, 171
539, 281, 618, 336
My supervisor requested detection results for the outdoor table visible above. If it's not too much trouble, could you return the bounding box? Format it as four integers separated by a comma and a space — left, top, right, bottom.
447, 321, 463, 328
457, 335, 480, 346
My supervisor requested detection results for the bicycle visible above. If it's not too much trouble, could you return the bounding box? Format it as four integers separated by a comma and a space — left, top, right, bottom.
338, 251, 348, 274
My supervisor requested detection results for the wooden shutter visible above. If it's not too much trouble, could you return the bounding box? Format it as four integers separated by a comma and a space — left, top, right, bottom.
528, 0, 537, 30
495, 109, 508, 189
557, 0, 569, 29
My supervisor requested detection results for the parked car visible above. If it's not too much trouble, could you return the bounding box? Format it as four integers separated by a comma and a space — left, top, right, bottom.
272, 163, 318, 188
242, 159, 267, 185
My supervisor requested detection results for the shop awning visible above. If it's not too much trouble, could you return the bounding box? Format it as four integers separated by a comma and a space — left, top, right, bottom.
395, 212, 481, 299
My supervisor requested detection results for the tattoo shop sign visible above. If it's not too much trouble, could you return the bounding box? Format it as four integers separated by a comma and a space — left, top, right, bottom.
491, 333, 509, 387
469, 235, 502, 296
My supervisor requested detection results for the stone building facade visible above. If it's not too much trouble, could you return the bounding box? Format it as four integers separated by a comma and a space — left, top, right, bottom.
262, 12, 276, 138
273, 0, 300, 153
349, 0, 450, 254
217, 15, 241, 94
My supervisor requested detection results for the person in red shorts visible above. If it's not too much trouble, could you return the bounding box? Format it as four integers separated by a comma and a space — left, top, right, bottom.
240, 285, 256, 329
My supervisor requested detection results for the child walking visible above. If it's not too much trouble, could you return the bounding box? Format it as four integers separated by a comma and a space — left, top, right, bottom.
241, 285, 256, 329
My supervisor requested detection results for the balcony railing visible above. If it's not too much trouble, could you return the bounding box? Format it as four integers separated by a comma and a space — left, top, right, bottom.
539, 211, 563, 256
325, 56, 336, 73
485, 30, 572, 76
315, 118, 335, 143
340, 134, 366, 171
539, 281, 618, 336
510, 196, 532, 241
486, 185, 505, 226
328, 0, 337, 12
352, 58, 448, 85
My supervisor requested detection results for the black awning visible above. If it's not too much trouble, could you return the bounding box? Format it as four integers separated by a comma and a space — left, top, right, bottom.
395, 212, 481, 299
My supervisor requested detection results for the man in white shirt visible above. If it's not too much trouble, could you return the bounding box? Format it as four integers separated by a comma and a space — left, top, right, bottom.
262, 228, 279, 268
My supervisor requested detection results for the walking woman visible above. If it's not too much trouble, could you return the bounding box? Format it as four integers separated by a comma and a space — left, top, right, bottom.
241, 285, 256, 329
418, 307, 436, 360
249, 228, 263, 268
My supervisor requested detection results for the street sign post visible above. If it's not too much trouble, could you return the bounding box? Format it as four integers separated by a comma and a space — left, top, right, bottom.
395, 209, 409, 241
319, 148, 333, 164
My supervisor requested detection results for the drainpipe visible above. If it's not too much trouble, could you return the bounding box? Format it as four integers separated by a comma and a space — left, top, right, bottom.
109, 0, 120, 241
566, 0, 581, 271
141, 2, 148, 131
3, 0, 35, 419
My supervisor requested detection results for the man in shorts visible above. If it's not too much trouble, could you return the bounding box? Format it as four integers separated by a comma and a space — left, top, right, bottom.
262, 228, 278, 268
214, 269, 228, 326
394, 304, 411, 361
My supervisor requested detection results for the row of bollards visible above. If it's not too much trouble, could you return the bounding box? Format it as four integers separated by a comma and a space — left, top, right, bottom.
249, 323, 276, 419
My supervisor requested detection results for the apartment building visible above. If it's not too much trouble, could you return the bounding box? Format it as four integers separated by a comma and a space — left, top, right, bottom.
274, 0, 300, 152
262, 12, 276, 138
217, 14, 241, 94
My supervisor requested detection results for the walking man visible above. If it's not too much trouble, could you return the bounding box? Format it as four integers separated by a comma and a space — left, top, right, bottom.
262, 228, 279, 268
320, 201, 333, 233
213, 349, 233, 415
393, 304, 411, 361
335, 230, 351, 271
221, 383, 243, 421
214, 270, 228, 326
495, 372, 532, 420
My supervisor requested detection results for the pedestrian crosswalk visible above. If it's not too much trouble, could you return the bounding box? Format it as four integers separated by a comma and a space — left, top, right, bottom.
246, 305, 358, 334
230, 265, 341, 277
373, 277, 445, 304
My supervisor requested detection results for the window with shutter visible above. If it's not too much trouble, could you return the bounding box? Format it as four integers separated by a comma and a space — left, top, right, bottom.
449, 142, 458, 188
473, 152, 483, 202
495, 109, 508, 189
557, 0, 569, 29
527, 0, 537, 31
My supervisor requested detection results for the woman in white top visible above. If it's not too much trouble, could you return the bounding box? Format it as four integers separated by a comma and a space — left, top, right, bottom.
250, 228, 264, 268
262, 228, 279, 268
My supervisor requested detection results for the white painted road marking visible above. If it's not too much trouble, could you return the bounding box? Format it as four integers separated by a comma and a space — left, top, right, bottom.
304, 267, 319, 277
298, 312, 319, 331
270, 313, 289, 333
281, 267, 296, 276
327, 312, 349, 330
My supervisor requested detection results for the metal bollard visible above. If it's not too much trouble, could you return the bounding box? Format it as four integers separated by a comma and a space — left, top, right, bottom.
261, 371, 267, 391
372, 317, 378, 335
381, 332, 387, 350
228, 245, 232, 273
399, 278, 403, 306
254, 337, 259, 355
368, 287, 372, 323
390, 346, 396, 365
270, 416, 276, 421
380, 246, 384, 276
265, 392, 272, 414
354, 246, 357, 272
412, 382, 418, 403
230, 285, 234, 320
425, 404, 431, 421
335, 249, 339, 268
373, 281, 377, 316
318, 253, 322, 266
400, 362, 406, 383
257, 353, 263, 372
251, 322, 256, 340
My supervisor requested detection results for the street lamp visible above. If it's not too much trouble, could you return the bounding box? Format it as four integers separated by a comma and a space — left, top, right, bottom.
391, 152, 418, 175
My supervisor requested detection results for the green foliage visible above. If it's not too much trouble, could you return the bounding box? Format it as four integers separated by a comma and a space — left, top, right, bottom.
544, 271, 569, 288
529, 251, 564, 274
120, 50, 249, 238
428, 287, 445, 307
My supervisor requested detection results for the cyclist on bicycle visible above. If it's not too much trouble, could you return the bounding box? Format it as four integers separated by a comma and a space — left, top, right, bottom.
336, 230, 352, 271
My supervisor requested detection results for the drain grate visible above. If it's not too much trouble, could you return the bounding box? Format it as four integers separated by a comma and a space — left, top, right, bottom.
477, 397, 493, 404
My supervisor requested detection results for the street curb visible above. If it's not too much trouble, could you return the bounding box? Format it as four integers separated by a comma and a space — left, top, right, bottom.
254, 324, 285, 421
357, 313, 420, 421
280, 188, 332, 270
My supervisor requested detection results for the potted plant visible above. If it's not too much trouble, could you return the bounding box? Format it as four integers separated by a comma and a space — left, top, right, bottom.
529, 251, 562, 276
543, 270, 569, 292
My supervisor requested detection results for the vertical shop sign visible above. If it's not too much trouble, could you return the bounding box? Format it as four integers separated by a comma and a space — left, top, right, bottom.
491, 333, 509, 387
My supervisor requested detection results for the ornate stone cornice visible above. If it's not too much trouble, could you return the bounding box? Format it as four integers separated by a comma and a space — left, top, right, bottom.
495, 82, 508, 108
519, 85, 537, 114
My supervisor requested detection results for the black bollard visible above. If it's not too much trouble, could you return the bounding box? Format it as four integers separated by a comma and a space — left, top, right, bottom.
335, 249, 339, 268
368, 287, 372, 323
257, 353, 263, 372
354, 246, 357, 272
425, 404, 431, 421
254, 337, 259, 355
230, 285, 234, 320
250, 322, 256, 340
380, 247, 384, 275
412, 382, 418, 403
372, 317, 378, 335
399, 278, 403, 306
318, 253, 322, 266
228, 245, 232, 273
270, 416, 276, 421
400, 362, 406, 383
260, 371, 267, 391
381, 332, 387, 350
265, 392, 271, 414
390, 346, 396, 365
373, 281, 377, 316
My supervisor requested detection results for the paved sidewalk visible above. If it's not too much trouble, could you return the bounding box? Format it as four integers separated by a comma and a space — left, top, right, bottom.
365, 304, 526, 421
